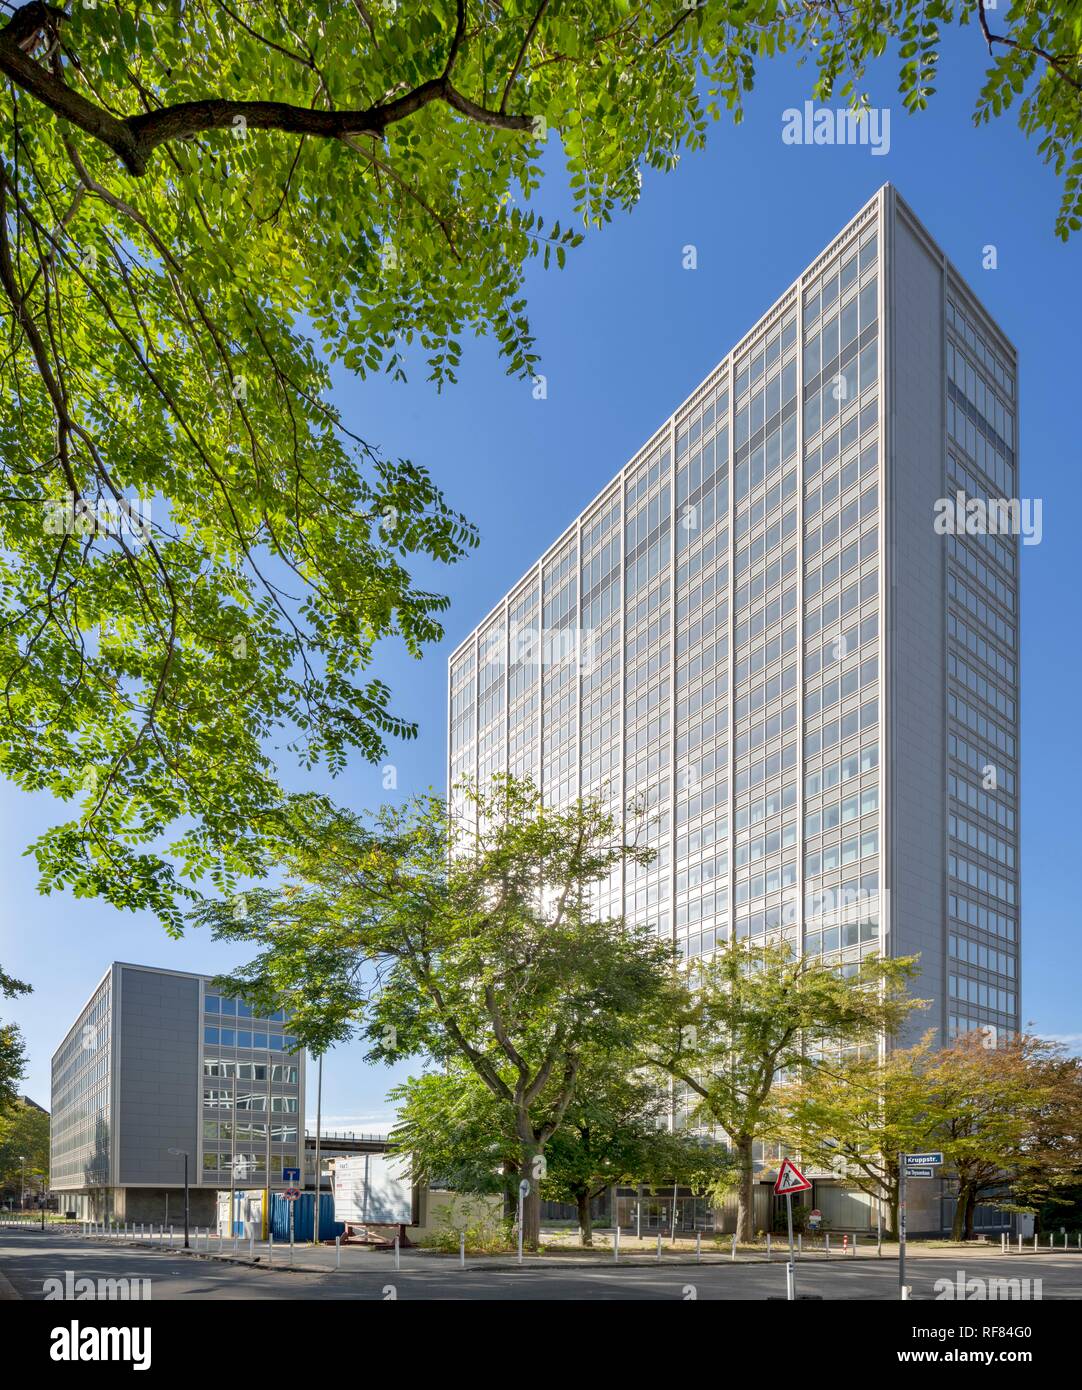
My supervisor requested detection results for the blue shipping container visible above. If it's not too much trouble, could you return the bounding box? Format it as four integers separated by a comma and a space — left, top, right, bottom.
270, 1192, 344, 1243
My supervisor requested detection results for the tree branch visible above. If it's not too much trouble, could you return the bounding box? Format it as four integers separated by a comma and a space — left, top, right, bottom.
0, 1, 532, 177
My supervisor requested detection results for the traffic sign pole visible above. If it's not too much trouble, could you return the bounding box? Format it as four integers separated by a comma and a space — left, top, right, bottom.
898, 1155, 907, 1299
773, 1158, 812, 1300
898, 1151, 942, 1297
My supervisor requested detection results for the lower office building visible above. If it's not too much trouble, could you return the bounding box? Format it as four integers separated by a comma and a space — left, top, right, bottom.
50, 962, 305, 1222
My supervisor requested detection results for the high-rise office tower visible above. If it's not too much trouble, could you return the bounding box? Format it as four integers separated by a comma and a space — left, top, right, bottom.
447, 185, 1020, 1230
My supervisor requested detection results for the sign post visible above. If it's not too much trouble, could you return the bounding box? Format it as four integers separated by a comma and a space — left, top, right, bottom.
899, 1152, 942, 1299
517, 1179, 529, 1266
282, 1168, 300, 1264
774, 1158, 812, 1301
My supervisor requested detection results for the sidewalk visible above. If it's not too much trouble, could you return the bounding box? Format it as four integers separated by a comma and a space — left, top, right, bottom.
64, 1228, 888, 1274
28, 1222, 1082, 1277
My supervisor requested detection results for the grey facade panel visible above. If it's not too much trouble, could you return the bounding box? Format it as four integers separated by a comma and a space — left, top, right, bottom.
116, 965, 199, 1185
886, 200, 948, 1044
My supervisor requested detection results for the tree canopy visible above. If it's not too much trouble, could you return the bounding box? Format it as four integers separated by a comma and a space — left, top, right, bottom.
195, 774, 675, 1247
0, 1, 1078, 932
0, 1095, 48, 1198
652, 936, 922, 1240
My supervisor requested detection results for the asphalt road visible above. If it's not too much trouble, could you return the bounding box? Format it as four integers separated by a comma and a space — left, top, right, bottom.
3, 1227, 1081, 1300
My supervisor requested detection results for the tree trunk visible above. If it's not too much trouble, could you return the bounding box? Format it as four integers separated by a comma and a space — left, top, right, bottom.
951, 1179, 978, 1241
576, 1192, 592, 1247
950, 1188, 965, 1241
735, 1134, 755, 1243
963, 1186, 977, 1241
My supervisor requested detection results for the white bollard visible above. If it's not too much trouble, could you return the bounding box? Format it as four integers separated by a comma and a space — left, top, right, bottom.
798, 1233, 803, 1258
1033, 1233, 1038, 1251
336, 1235, 341, 1269
394, 1235, 400, 1271
825, 1233, 830, 1257
614, 1226, 619, 1262
731, 1233, 737, 1262
249, 1231, 254, 1260
1018, 1232, 1023, 1253
696, 1230, 701, 1264
767, 1232, 772, 1258
459, 1231, 465, 1268
268, 1232, 273, 1266
852, 1233, 857, 1256
656, 1232, 662, 1262
1001, 1232, 1006, 1254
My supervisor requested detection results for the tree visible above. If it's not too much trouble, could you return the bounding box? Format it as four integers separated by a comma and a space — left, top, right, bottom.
652, 937, 922, 1242
388, 1065, 514, 1206
922, 1032, 1082, 1240
775, 1033, 942, 1236
194, 774, 675, 1250
537, 1058, 733, 1246
0, 968, 30, 1116
1, 4, 1079, 928
0, 1097, 49, 1203
779, 1030, 1082, 1240
391, 1052, 733, 1247
0, 1021, 26, 1117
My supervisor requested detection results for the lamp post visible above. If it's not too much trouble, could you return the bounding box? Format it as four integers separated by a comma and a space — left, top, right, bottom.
19, 1157, 25, 1212
168, 1148, 190, 1248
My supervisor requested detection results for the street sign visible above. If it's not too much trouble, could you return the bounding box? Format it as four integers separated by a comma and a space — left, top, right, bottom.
808, 1208, 823, 1230
899, 1151, 942, 1301
774, 1158, 812, 1196
283, 1188, 301, 1201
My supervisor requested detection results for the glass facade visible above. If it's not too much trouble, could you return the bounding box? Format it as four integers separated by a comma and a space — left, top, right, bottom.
50, 972, 113, 1193
200, 990, 303, 1185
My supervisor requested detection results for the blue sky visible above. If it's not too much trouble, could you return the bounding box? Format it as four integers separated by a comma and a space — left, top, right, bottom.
3, 27, 1080, 1133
